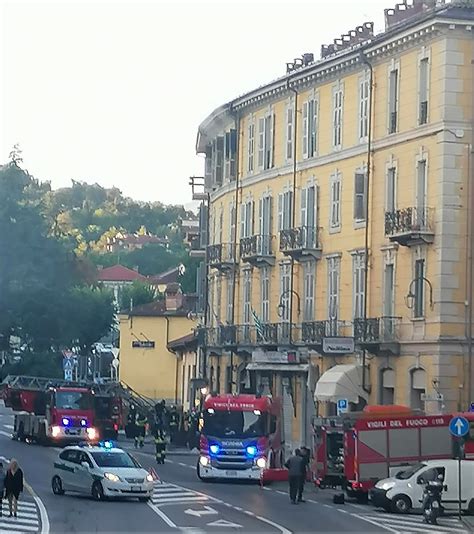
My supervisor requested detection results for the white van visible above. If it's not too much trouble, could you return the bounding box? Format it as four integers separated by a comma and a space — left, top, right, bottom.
369, 459, 474, 514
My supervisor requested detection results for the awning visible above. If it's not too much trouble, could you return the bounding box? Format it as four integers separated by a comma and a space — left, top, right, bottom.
246, 363, 309, 373
314, 364, 368, 403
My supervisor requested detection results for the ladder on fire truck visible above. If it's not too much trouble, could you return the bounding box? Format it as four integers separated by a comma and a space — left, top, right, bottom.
1, 375, 156, 413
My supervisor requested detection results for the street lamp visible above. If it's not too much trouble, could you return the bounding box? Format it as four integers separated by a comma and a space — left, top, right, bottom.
405, 276, 434, 310
277, 289, 301, 318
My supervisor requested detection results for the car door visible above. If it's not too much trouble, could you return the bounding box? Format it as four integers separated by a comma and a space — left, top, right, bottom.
74, 452, 94, 495
56, 450, 75, 490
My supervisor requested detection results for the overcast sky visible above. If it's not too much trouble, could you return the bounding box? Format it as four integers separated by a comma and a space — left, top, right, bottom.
1, 0, 387, 207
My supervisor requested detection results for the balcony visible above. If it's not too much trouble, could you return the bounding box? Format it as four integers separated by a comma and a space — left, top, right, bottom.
279, 226, 322, 261
353, 316, 401, 355
189, 236, 206, 258
301, 321, 327, 346
240, 234, 275, 267
385, 207, 435, 247
205, 325, 237, 349
208, 243, 236, 272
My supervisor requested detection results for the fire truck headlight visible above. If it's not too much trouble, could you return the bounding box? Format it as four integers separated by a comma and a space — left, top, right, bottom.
256, 457, 266, 469
199, 456, 210, 467
246, 445, 257, 457
86, 427, 97, 440
146, 473, 154, 482
51, 425, 61, 438
62, 418, 70, 426
209, 444, 219, 455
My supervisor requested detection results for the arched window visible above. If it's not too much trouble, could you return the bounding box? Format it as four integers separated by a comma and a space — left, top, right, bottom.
410, 368, 426, 410
380, 368, 395, 405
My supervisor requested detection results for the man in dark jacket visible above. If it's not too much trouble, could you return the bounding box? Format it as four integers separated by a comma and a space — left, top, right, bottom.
297, 446, 311, 502
285, 449, 304, 504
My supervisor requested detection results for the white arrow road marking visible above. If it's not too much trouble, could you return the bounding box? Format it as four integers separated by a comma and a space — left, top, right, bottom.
184, 506, 218, 517
207, 519, 243, 528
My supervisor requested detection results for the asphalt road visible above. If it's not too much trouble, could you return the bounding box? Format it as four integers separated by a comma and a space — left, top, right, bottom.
0, 403, 470, 534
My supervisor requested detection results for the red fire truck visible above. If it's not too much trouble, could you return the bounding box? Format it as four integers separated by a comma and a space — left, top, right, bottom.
2, 376, 97, 444
197, 394, 284, 482
312, 405, 474, 501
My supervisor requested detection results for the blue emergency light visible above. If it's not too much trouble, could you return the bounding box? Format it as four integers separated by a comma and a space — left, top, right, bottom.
246, 445, 257, 457
99, 440, 114, 450
62, 417, 71, 426
209, 444, 220, 455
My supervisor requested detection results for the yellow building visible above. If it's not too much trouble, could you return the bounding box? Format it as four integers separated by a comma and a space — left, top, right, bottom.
192, 0, 474, 450
119, 284, 198, 402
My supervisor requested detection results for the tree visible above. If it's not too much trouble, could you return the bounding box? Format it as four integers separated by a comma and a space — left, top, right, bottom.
120, 280, 157, 312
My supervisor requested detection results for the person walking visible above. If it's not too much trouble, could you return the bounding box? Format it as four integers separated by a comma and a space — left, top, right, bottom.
135, 411, 148, 448
4, 459, 23, 518
297, 446, 311, 503
285, 449, 304, 504
154, 429, 166, 464
0, 462, 5, 517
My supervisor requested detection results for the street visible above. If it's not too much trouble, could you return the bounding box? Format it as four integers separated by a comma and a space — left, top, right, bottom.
0, 403, 470, 534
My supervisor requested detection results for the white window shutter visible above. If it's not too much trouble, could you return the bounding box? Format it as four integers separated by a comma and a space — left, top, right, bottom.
278, 193, 283, 231
258, 118, 264, 169
313, 99, 318, 155
301, 187, 307, 227
270, 113, 276, 168
240, 205, 245, 239
302, 102, 308, 158
259, 197, 264, 235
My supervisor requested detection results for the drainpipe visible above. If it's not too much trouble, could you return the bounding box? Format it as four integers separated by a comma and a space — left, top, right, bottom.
287, 79, 298, 346
229, 105, 241, 394
359, 52, 374, 396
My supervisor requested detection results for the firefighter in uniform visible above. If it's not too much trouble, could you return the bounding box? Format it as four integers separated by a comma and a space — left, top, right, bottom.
135, 411, 148, 448
169, 406, 179, 444
126, 404, 137, 440
154, 429, 166, 464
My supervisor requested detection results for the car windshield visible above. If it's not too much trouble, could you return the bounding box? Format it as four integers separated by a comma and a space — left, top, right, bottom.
91, 452, 141, 468
203, 410, 266, 438
56, 391, 93, 410
395, 463, 426, 480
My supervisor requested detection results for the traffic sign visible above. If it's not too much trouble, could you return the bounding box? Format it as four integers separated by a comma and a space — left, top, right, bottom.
469, 403, 474, 412
337, 399, 348, 415
449, 416, 469, 437
64, 369, 73, 381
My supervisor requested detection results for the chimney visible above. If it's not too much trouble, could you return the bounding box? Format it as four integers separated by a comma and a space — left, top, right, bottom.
165, 283, 183, 311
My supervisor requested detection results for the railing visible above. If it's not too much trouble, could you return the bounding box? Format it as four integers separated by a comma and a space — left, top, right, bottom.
301, 321, 327, 344
240, 234, 274, 258
385, 207, 434, 237
353, 316, 401, 343
205, 325, 237, 347
207, 243, 236, 266
279, 226, 319, 252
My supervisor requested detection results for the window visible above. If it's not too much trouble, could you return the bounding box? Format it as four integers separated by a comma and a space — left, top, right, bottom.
386, 166, 397, 212
301, 185, 318, 247
217, 208, 223, 244
56, 391, 92, 410
242, 270, 251, 325
352, 253, 366, 319
91, 452, 140, 468
226, 275, 233, 323
258, 113, 275, 170
286, 106, 294, 161
388, 68, 399, 134
330, 173, 341, 230
419, 57, 429, 125
380, 368, 395, 405
410, 368, 426, 410
332, 87, 343, 149
247, 122, 255, 173
259, 195, 272, 255
383, 263, 395, 321
414, 259, 425, 318
240, 200, 253, 238
212, 136, 224, 185
229, 203, 236, 244
354, 171, 367, 222
416, 159, 427, 216
261, 267, 270, 323
358, 76, 370, 141
278, 190, 293, 231
216, 275, 222, 322
327, 257, 340, 332
303, 261, 315, 321
303, 98, 318, 158
280, 264, 291, 322
204, 146, 212, 189
224, 129, 237, 181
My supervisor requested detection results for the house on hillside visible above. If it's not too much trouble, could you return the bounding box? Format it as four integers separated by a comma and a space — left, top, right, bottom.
105, 230, 168, 253
96, 264, 146, 305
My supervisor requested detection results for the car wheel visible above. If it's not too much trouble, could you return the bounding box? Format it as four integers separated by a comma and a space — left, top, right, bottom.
391, 494, 412, 514
138, 497, 150, 502
468, 498, 474, 515
52, 476, 65, 495
92, 481, 105, 501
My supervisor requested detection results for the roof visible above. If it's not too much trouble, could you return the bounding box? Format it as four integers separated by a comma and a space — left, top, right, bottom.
167, 332, 198, 352
148, 266, 180, 285
97, 265, 146, 282
126, 295, 197, 317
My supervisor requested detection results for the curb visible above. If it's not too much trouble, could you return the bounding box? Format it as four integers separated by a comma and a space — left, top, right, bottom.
461, 516, 474, 531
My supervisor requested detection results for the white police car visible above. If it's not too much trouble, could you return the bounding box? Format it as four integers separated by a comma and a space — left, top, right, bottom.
51, 442, 154, 501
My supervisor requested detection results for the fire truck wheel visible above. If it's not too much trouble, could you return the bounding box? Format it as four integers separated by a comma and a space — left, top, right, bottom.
37, 425, 48, 446
391, 494, 412, 514
92, 481, 105, 501
268, 450, 275, 468
468, 498, 474, 515
51, 476, 65, 495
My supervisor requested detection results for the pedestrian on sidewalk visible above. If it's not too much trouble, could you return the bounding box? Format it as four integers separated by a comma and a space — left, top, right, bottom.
4, 459, 23, 518
297, 446, 311, 503
0, 462, 5, 516
285, 449, 304, 504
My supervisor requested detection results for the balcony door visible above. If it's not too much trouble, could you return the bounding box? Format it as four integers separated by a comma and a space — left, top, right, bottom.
301, 185, 318, 248
259, 196, 272, 255
383, 263, 395, 338
416, 159, 427, 227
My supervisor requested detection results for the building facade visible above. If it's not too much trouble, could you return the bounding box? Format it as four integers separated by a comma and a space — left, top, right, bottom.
193, 0, 474, 450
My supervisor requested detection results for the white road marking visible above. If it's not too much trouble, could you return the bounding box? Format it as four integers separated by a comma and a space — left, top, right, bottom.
3, 425, 13, 429
0, 523, 38, 532
351, 512, 468, 534
184, 506, 217, 517
147, 501, 178, 529
0, 431, 12, 438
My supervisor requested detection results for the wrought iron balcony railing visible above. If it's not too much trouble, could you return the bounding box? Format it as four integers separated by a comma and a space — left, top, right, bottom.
353, 316, 401, 344
207, 243, 236, 268
301, 321, 327, 344
385, 207, 434, 238
240, 234, 275, 262
279, 226, 320, 253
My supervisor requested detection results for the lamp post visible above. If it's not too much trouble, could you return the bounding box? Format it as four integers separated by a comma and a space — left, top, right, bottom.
404, 276, 434, 311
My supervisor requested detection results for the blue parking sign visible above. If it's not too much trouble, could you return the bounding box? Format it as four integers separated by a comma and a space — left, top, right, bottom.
337, 399, 348, 414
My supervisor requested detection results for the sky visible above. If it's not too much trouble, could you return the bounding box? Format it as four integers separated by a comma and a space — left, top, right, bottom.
1, 0, 387, 208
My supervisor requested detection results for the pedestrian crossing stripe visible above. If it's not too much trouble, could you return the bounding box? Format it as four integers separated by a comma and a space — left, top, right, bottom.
0, 500, 40, 532
151, 482, 212, 507
359, 513, 468, 534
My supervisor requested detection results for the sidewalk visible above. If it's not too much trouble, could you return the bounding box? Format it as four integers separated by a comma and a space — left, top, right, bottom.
117, 433, 199, 456
461, 514, 474, 531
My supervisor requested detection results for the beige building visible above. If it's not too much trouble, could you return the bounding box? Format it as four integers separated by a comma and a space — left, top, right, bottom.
191, 0, 474, 449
